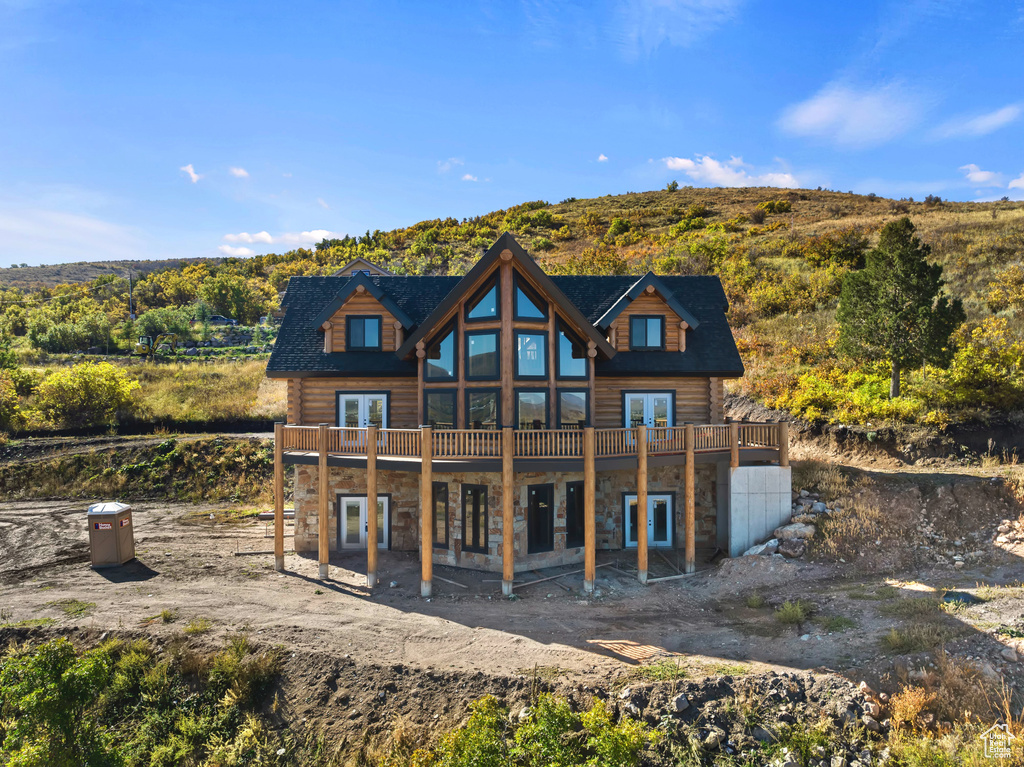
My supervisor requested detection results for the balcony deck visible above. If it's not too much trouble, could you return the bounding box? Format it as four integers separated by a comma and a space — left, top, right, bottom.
280, 422, 785, 471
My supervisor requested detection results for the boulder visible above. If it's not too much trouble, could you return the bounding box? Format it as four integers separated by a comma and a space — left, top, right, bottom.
774, 523, 816, 541
778, 540, 806, 558
185, 347, 199, 356
1001, 646, 1018, 663
671, 693, 689, 713
742, 539, 779, 556
812, 501, 827, 513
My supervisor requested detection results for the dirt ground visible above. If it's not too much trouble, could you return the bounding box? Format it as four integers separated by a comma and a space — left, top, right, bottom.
2, 491, 1023, 691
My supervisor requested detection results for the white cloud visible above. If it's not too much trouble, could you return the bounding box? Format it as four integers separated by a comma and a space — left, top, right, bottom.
317, 197, 330, 209
179, 163, 202, 183
224, 231, 274, 244
661, 155, 799, 188
778, 81, 926, 148
597, 153, 609, 162
437, 157, 464, 173
228, 166, 249, 178
0, 203, 146, 266
461, 174, 478, 182
959, 163, 1004, 187
612, 0, 744, 57
222, 229, 337, 250
932, 104, 1022, 139
1008, 173, 1024, 190
218, 245, 255, 257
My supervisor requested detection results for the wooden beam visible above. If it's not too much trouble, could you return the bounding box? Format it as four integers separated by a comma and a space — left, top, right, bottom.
547, 308, 556, 424
273, 422, 284, 572
420, 425, 433, 597
730, 421, 739, 469
684, 423, 695, 574
778, 421, 790, 468
502, 427, 515, 596
366, 425, 378, 588
583, 426, 596, 593
457, 304, 466, 429
636, 424, 648, 585
394, 320, 404, 351
416, 342, 425, 425
323, 321, 333, 354
647, 571, 699, 584
318, 422, 330, 579
500, 261, 514, 427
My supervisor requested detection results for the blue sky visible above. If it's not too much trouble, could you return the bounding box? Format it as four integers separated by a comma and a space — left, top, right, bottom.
1, 0, 1022, 267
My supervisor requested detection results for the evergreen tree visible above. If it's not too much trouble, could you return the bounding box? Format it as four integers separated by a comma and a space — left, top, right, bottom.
836, 217, 964, 398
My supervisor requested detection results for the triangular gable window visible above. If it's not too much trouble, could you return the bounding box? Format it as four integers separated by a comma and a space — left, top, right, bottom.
466, 277, 499, 321
513, 274, 547, 320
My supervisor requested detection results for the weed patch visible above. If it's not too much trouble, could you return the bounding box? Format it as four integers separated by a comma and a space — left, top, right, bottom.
184, 617, 213, 635
631, 658, 687, 682
47, 598, 95, 618
775, 599, 814, 626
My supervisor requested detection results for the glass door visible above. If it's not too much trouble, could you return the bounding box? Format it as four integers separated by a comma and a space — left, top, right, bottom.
624, 494, 674, 548
336, 393, 388, 428
338, 496, 389, 550
623, 392, 673, 429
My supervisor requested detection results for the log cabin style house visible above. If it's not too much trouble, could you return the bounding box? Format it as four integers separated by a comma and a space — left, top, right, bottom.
266, 233, 791, 595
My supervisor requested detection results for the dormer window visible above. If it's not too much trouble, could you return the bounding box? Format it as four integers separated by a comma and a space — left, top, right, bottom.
347, 316, 382, 350
629, 316, 664, 351
466, 277, 499, 321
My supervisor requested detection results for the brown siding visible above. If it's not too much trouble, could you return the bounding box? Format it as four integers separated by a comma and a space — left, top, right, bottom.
609, 294, 683, 352
594, 377, 713, 427
291, 377, 418, 427
709, 377, 725, 423
328, 293, 399, 353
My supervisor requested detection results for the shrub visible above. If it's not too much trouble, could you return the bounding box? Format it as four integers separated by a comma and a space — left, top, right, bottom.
665, 180, 679, 192
801, 227, 870, 269
558, 247, 631, 276
757, 200, 792, 215
531, 237, 554, 251
605, 217, 632, 239
0, 370, 23, 432
775, 600, 814, 625
668, 217, 705, 237
749, 207, 766, 225
35, 361, 140, 428
686, 203, 711, 218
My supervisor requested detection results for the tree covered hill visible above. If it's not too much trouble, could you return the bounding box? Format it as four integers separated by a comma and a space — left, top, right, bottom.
2, 186, 1022, 428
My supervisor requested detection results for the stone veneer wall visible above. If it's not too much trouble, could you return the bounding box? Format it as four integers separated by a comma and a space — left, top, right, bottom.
292, 463, 719, 573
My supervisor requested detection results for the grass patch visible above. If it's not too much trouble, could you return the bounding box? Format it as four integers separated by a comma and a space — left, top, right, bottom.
879, 597, 942, 618
881, 624, 957, 654
183, 617, 213, 635
816, 615, 857, 632
775, 600, 814, 625
847, 584, 899, 600
0, 617, 56, 629
707, 662, 748, 676
792, 460, 849, 501
631, 658, 688, 682
183, 507, 262, 525
745, 594, 766, 609
47, 598, 96, 618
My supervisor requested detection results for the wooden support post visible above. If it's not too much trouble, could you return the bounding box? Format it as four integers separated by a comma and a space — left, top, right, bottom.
502, 427, 515, 596
318, 422, 330, 580
730, 421, 740, 469
420, 425, 433, 597
583, 427, 596, 593
778, 421, 790, 468
684, 424, 696, 574
273, 422, 284, 572
366, 425, 378, 588
636, 424, 648, 585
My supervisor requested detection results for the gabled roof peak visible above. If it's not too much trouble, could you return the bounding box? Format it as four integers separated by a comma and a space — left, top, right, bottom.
310, 272, 414, 330
595, 271, 700, 330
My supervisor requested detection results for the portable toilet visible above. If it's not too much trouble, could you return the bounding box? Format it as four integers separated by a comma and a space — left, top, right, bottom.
87, 502, 135, 567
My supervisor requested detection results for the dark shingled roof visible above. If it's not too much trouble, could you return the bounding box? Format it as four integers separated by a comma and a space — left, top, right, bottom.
267, 271, 743, 378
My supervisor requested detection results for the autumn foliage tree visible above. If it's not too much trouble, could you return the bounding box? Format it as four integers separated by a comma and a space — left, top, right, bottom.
836, 217, 964, 398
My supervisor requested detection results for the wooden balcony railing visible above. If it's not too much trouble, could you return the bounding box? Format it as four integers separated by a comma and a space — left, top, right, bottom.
280, 422, 786, 463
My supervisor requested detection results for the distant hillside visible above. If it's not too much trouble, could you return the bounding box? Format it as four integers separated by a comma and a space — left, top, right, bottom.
0, 257, 222, 288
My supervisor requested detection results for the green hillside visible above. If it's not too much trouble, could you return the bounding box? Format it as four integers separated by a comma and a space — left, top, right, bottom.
1, 186, 1022, 431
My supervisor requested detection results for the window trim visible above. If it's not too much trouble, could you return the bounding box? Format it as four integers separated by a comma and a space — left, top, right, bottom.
514, 329, 549, 380
465, 388, 501, 430
463, 328, 501, 381
423, 388, 458, 429
423, 321, 458, 381
432, 481, 448, 549
556, 389, 590, 429
515, 388, 549, 430
629, 315, 666, 351
555, 321, 588, 381
513, 273, 548, 321
464, 275, 500, 323
461, 484, 489, 554
346, 315, 383, 351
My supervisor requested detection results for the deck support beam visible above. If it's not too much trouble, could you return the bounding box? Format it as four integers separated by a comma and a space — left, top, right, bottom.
730, 421, 739, 469
273, 422, 284, 572
636, 424, 648, 585
684, 424, 695, 574
366, 426, 378, 588
583, 427, 596, 593
318, 423, 330, 579
779, 421, 789, 468
420, 425, 433, 598
502, 427, 515, 596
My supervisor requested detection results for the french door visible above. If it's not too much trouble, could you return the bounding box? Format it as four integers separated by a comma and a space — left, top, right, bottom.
624, 494, 673, 548
624, 392, 672, 429
338, 495, 389, 550
336, 393, 388, 429
527, 484, 554, 554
